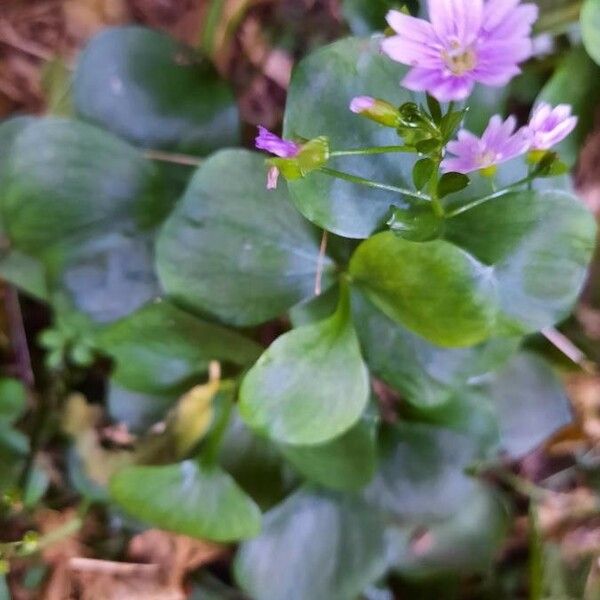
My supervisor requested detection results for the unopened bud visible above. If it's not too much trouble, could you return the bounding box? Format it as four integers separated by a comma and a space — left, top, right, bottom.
349, 96, 400, 128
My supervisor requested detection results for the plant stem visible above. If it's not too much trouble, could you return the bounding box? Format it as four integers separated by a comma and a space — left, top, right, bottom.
446, 173, 538, 218
319, 167, 429, 201
144, 149, 202, 167
330, 145, 415, 157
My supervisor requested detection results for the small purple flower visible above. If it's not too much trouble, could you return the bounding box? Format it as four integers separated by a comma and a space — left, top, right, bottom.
255, 126, 300, 158
381, 0, 538, 102
441, 115, 530, 174
350, 96, 376, 114
526, 102, 578, 150
255, 126, 300, 190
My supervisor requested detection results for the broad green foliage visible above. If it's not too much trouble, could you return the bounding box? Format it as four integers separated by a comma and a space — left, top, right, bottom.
0, 14, 597, 598
445, 190, 596, 336
157, 150, 335, 326
279, 409, 378, 491
482, 352, 571, 457
97, 300, 262, 394
109, 460, 261, 542
350, 232, 497, 346
365, 422, 482, 520
74, 26, 240, 155
352, 191, 595, 346
234, 489, 387, 600
284, 37, 416, 238
239, 286, 370, 445
0, 117, 163, 254
385, 483, 509, 576
352, 290, 519, 406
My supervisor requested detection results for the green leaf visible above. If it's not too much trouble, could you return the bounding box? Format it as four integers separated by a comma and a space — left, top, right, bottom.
109, 460, 261, 542
234, 488, 387, 600
437, 172, 469, 199
365, 422, 481, 520
582, 0, 600, 66
97, 300, 262, 395
283, 37, 416, 239
352, 190, 596, 347
412, 158, 435, 191
0, 378, 26, 425
426, 94, 442, 124
387, 204, 443, 242
239, 286, 370, 445
385, 483, 509, 577
219, 410, 292, 510
352, 290, 519, 407
157, 149, 335, 326
43, 230, 161, 323
279, 409, 378, 491
350, 232, 497, 347
0, 117, 164, 254
537, 46, 600, 166
445, 190, 596, 337
74, 26, 239, 155
482, 352, 571, 457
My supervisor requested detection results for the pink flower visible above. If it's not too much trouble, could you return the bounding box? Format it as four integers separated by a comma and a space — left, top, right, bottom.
526, 102, 578, 150
255, 126, 300, 158
381, 0, 538, 102
441, 115, 530, 174
255, 126, 300, 190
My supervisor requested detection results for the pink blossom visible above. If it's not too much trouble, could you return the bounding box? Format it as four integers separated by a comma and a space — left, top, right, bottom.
441, 115, 530, 174
381, 0, 538, 102
526, 102, 578, 150
255, 126, 300, 190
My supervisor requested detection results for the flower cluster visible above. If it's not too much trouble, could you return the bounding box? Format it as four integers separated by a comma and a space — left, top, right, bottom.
255, 0, 578, 189
441, 103, 577, 174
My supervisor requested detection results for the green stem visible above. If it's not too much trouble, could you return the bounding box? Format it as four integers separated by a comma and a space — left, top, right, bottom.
329, 145, 416, 157
446, 174, 537, 218
319, 167, 429, 201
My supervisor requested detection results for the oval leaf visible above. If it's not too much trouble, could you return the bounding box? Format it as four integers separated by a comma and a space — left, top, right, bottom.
279, 409, 378, 491
445, 190, 596, 336
352, 290, 519, 406
97, 300, 262, 394
239, 287, 370, 445
234, 489, 386, 600
283, 37, 416, 239
74, 26, 239, 154
0, 117, 163, 254
350, 232, 498, 347
156, 149, 335, 326
109, 460, 261, 542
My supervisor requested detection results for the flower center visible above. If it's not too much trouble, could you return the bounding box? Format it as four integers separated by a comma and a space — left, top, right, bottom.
478, 150, 498, 168
442, 42, 477, 76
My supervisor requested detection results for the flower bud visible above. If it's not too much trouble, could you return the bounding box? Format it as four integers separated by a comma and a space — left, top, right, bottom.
266, 136, 330, 187
349, 96, 400, 128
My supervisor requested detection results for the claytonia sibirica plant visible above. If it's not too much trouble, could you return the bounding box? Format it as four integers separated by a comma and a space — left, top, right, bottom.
256, 0, 577, 227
